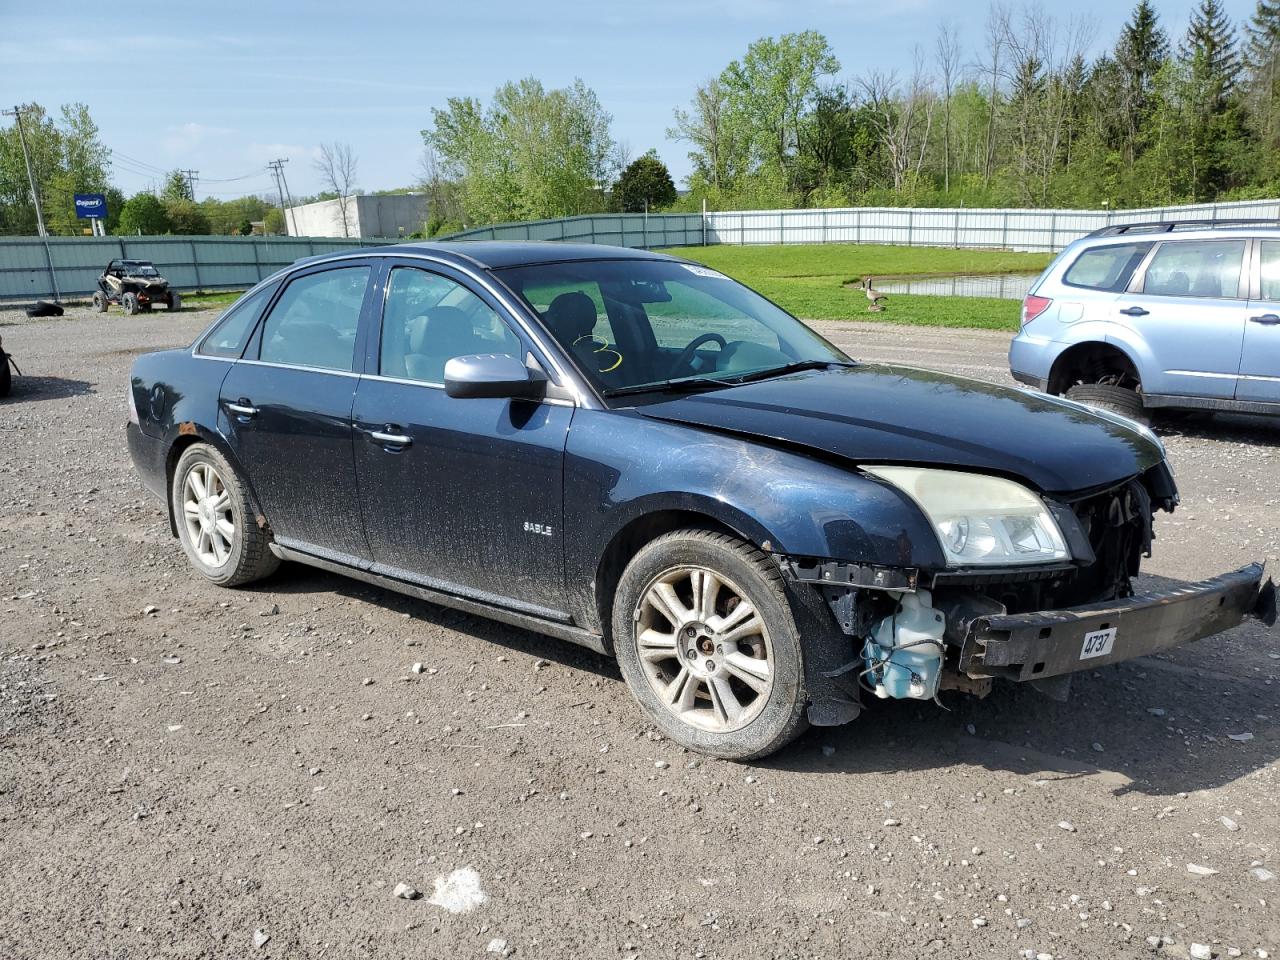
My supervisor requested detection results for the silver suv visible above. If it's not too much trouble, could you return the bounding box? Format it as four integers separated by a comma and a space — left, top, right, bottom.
1009, 220, 1280, 423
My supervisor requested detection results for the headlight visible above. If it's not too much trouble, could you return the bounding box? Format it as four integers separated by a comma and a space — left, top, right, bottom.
862, 466, 1069, 566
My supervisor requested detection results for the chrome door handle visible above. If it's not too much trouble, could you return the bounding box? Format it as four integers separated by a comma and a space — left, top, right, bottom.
226, 401, 258, 417
369, 429, 412, 447
1119, 306, 1149, 316
1249, 313, 1280, 325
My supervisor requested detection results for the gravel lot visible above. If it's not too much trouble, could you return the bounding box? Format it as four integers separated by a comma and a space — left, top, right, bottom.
1, 302, 1277, 960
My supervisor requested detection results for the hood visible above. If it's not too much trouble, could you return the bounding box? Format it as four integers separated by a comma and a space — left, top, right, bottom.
636, 364, 1163, 495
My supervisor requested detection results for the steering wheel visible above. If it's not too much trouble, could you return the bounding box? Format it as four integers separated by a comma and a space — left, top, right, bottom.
669, 333, 727, 377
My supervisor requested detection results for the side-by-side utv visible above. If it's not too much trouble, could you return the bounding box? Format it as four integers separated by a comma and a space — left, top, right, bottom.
94, 260, 182, 315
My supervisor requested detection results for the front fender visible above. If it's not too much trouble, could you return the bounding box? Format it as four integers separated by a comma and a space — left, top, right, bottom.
563, 409, 944, 590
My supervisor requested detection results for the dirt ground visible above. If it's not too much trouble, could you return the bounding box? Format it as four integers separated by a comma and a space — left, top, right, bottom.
1, 302, 1276, 960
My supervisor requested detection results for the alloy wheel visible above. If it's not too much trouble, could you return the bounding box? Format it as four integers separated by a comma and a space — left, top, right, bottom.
181, 461, 234, 567
635, 565, 774, 733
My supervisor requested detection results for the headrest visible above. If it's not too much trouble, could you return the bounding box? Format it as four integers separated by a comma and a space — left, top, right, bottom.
544, 292, 598, 343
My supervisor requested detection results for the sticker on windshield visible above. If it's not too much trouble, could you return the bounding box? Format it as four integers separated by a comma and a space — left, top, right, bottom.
681, 264, 726, 280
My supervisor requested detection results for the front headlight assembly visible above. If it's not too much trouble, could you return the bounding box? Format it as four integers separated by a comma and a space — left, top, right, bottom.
862, 466, 1069, 567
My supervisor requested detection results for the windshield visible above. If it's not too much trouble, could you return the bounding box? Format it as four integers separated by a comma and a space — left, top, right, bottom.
498, 259, 848, 396
121, 262, 159, 277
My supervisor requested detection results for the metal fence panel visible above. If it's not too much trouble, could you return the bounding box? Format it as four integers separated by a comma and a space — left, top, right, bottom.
3, 198, 1278, 301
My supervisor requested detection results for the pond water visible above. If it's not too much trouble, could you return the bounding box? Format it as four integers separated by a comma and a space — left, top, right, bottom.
869, 273, 1041, 300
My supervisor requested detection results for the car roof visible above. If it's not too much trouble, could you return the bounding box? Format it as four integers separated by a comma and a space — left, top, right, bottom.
295, 241, 682, 272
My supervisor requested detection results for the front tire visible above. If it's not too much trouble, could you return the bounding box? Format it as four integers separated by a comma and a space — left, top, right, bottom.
122, 292, 139, 316
612, 529, 808, 761
1065, 382, 1148, 426
168, 292, 182, 312
92, 291, 108, 313
171, 443, 279, 587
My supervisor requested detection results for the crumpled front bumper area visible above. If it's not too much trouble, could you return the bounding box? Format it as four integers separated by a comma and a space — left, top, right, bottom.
958, 563, 1276, 683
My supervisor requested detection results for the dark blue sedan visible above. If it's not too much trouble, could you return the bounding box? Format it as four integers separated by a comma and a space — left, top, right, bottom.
127, 242, 1274, 759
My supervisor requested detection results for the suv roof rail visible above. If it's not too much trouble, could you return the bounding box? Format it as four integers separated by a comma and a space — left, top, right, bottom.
1085, 218, 1280, 238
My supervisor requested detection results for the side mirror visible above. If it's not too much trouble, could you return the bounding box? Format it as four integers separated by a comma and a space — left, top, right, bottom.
444, 353, 546, 400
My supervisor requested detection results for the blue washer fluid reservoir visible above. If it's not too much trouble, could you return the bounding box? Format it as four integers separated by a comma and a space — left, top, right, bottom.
862, 589, 946, 700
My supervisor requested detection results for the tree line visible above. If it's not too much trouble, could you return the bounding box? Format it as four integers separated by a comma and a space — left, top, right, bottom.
2, 0, 1277, 238
426, 0, 1280, 226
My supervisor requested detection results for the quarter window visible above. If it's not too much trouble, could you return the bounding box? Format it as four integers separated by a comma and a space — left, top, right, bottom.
197, 282, 278, 358
1142, 240, 1246, 299
380, 267, 519, 383
1063, 242, 1153, 292
259, 266, 370, 371
1260, 241, 1280, 301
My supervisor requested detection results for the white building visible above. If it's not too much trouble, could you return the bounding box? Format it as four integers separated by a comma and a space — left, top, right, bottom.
285, 194, 431, 239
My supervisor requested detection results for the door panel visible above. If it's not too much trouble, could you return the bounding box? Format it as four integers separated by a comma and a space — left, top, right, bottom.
352, 382, 572, 614
353, 263, 572, 616
1237, 239, 1280, 403
1116, 239, 1247, 399
220, 363, 369, 560
218, 263, 375, 562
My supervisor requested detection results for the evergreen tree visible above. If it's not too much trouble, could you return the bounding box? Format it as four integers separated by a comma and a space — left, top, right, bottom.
1181, 0, 1241, 104
1115, 1, 1170, 159
1242, 0, 1280, 148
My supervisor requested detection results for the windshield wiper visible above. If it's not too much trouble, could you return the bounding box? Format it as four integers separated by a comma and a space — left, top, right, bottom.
602, 377, 733, 399
724, 359, 857, 384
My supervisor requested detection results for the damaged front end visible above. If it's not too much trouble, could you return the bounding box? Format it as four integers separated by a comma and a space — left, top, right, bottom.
781, 463, 1277, 722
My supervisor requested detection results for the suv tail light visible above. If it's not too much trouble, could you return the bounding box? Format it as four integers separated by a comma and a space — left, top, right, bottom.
1021, 294, 1052, 326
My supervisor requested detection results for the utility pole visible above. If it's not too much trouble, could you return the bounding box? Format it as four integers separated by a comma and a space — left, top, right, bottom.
267, 158, 299, 238
180, 169, 199, 201
3, 105, 48, 237
266, 161, 288, 234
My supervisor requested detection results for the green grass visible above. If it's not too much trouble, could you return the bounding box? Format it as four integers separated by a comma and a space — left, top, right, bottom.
663, 244, 1052, 330
182, 290, 243, 308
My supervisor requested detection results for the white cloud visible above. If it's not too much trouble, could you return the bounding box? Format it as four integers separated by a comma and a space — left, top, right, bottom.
162, 122, 236, 157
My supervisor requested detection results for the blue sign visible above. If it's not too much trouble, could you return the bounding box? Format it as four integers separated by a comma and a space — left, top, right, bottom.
74, 193, 107, 219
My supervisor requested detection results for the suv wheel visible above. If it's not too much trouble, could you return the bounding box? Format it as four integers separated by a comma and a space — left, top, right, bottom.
1065, 383, 1148, 425
612, 529, 808, 760
172, 443, 280, 587
92, 291, 108, 313
122, 292, 139, 316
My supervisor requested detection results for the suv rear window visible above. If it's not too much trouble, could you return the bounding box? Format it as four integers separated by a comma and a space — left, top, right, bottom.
1142, 239, 1246, 298
1063, 242, 1153, 292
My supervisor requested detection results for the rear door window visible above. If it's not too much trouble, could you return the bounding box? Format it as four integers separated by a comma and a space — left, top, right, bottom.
258, 266, 371, 371
1063, 242, 1153, 291
1259, 241, 1280, 300
1141, 240, 1247, 298
197, 282, 279, 358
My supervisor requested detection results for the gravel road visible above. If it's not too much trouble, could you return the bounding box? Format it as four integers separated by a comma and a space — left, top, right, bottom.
1, 303, 1277, 960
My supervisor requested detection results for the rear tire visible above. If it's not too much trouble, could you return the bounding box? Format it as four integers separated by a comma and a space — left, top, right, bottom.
168, 292, 182, 312
0, 357, 11, 398
1065, 383, 1148, 426
612, 528, 808, 761
122, 292, 139, 316
171, 443, 280, 587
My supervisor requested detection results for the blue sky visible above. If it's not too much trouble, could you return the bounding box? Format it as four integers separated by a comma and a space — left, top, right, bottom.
0, 0, 1259, 200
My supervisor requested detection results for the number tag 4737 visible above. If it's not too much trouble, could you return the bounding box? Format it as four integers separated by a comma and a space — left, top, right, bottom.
1079, 626, 1117, 660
